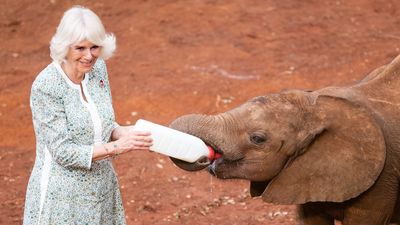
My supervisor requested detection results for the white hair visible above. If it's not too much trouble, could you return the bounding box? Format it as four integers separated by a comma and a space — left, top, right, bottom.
50, 5, 116, 64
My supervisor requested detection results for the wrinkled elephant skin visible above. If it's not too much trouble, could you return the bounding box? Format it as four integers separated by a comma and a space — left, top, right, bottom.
169, 55, 400, 225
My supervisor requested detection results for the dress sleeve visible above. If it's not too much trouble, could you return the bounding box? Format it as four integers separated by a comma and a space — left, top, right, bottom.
30, 78, 93, 170
112, 122, 120, 131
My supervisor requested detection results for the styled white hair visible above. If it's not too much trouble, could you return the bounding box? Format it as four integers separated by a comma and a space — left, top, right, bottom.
50, 5, 116, 64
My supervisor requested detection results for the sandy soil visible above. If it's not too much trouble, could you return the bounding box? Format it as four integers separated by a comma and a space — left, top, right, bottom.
1, 0, 400, 224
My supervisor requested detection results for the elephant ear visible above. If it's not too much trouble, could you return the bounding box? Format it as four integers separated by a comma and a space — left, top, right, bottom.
261, 95, 386, 204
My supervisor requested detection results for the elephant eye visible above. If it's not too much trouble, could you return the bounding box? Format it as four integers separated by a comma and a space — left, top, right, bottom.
250, 132, 267, 145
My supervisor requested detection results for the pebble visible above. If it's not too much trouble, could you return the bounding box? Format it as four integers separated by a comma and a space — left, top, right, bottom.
156, 163, 163, 169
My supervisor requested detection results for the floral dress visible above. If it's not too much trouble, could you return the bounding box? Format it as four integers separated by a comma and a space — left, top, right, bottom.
23, 59, 126, 225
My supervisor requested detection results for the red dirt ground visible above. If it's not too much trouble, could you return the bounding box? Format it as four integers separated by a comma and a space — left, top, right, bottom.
1, 0, 400, 224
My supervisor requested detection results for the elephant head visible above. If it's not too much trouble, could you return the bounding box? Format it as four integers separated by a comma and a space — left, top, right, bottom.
169, 90, 386, 205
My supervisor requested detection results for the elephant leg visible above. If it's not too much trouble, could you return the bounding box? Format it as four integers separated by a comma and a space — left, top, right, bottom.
341, 203, 394, 225
341, 213, 391, 225
341, 170, 398, 225
298, 203, 335, 225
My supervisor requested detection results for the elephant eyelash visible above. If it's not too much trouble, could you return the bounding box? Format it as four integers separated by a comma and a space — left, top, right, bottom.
249, 132, 268, 145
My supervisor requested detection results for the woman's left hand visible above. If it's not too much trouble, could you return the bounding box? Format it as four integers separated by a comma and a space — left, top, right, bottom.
111, 125, 136, 141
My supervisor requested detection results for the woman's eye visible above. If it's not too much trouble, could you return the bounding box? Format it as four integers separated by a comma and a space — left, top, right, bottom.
91, 45, 99, 50
76, 47, 85, 51
250, 133, 267, 145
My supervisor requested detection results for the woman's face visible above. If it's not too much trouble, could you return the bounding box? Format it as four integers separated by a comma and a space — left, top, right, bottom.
65, 40, 101, 75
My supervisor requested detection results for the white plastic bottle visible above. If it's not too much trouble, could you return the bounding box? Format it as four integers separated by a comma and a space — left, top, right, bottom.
133, 119, 219, 163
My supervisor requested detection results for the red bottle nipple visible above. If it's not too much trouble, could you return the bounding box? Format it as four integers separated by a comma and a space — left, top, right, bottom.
207, 146, 222, 160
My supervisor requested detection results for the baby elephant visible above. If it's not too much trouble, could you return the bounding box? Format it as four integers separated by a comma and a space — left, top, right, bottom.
170, 55, 400, 224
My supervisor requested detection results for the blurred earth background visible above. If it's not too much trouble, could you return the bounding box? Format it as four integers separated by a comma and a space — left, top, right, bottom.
1, 0, 400, 224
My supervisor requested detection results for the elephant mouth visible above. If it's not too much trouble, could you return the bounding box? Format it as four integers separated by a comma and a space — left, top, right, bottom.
202, 141, 223, 175
168, 142, 224, 172
207, 155, 245, 178
202, 141, 249, 178
208, 160, 220, 176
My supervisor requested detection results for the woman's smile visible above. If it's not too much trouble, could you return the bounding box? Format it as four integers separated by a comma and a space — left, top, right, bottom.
79, 59, 95, 68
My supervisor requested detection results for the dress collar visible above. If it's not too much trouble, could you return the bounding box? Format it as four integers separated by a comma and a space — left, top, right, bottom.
53, 61, 89, 89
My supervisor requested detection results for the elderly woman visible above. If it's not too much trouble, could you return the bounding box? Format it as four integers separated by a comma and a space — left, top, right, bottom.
23, 6, 152, 224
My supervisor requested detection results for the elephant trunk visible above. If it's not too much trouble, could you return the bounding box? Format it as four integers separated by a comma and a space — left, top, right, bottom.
169, 114, 217, 171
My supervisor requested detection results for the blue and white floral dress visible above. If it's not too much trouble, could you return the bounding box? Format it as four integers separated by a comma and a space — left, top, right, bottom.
23, 59, 126, 225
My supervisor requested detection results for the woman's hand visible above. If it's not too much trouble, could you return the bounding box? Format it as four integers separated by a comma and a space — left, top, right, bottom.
112, 130, 153, 155
110, 125, 135, 141
93, 129, 153, 161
